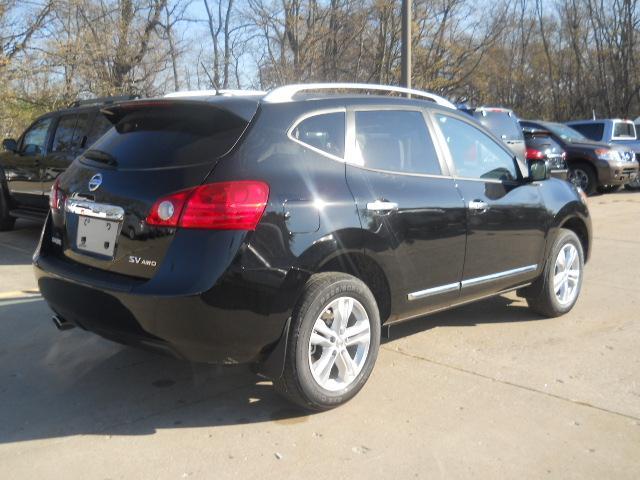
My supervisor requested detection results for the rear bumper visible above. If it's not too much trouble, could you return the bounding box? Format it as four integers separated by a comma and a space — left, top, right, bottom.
550, 169, 568, 181
33, 219, 303, 365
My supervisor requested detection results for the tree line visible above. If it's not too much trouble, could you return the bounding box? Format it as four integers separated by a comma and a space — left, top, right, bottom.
1, 0, 639, 137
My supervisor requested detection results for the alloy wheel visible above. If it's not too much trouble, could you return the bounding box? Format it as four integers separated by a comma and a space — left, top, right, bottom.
569, 168, 590, 191
553, 244, 580, 306
308, 296, 371, 391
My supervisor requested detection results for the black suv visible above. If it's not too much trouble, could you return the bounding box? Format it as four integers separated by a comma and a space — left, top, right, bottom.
0, 97, 134, 230
34, 84, 591, 410
522, 127, 568, 180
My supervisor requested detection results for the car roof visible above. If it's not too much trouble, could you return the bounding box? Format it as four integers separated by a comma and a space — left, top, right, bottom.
566, 119, 634, 124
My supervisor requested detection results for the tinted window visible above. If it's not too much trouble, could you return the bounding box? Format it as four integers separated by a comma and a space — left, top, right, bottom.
570, 123, 604, 141
52, 115, 77, 152
85, 114, 113, 147
436, 114, 517, 181
21, 117, 53, 155
472, 111, 523, 141
291, 112, 345, 158
613, 121, 636, 139
72, 113, 90, 149
87, 106, 247, 169
354, 110, 441, 175
525, 134, 563, 153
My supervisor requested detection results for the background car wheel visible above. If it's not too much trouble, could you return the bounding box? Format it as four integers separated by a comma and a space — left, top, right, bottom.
526, 228, 584, 317
568, 163, 596, 195
274, 272, 381, 411
625, 176, 640, 190
0, 186, 16, 232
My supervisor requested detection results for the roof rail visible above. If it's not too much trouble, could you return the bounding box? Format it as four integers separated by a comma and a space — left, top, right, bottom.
68, 95, 139, 108
262, 83, 456, 109
164, 89, 266, 98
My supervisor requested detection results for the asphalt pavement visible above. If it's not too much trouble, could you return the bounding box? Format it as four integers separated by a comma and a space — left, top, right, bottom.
1, 191, 639, 479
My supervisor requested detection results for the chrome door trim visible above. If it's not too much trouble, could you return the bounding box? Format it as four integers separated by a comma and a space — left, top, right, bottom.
461, 264, 537, 288
407, 264, 538, 301
407, 282, 460, 301
65, 198, 125, 221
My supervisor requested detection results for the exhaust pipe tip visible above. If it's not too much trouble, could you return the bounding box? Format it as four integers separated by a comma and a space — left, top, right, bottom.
52, 315, 75, 331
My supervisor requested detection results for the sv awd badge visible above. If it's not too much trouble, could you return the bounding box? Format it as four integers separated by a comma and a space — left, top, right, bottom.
129, 256, 157, 267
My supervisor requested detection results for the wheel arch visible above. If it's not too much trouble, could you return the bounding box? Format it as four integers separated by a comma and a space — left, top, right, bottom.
559, 215, 590, 263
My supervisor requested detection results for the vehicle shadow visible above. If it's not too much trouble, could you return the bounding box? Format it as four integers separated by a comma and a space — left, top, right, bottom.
382, 294, 540, 342
0, 291, 542, 445
0, 219, 40, 267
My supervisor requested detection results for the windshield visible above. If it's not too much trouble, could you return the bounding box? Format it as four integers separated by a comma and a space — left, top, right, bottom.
545, 123, 587, 142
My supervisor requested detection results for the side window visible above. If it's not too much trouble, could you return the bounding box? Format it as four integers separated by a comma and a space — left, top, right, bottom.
71, 113, 91, 150
436, 114, 517, 181
85, 114, 113, 148
21, 117, 53, 155
354, 110, 441, 175
52, 115, 78, 152
613, 122, 635, 138
571, 123, 604, 141
291, 112, 345, 158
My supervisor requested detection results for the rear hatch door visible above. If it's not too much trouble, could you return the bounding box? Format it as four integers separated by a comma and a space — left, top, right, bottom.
52, 99, 257, 279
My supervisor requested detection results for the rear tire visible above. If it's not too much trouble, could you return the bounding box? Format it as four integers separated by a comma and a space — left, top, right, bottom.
526, 229, 584, 317
0, 185, 16, 232
568, 163, 597, 195
273, 272, 381, 411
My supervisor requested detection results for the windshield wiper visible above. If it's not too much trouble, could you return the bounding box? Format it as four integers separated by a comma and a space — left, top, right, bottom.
84, 149, 118, 167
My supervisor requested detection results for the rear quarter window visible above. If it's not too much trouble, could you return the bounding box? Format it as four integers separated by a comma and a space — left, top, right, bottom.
290, 111, 345, 158
570, 123, 604, 141
86, 106, 247, 169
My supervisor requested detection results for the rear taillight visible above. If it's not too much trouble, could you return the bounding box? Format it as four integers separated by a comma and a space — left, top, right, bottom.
526, 148, 545, 161
49, 179, 66, 211
146, 181, 269, 230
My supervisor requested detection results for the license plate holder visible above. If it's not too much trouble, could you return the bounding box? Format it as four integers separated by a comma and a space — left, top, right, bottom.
76, 215, 120, 258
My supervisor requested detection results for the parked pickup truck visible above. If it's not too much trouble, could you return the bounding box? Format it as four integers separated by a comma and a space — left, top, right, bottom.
566, 118, 640, 190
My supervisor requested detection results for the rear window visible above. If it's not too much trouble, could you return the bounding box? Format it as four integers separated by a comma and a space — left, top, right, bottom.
525, 133, 563, 153
473, 111, 523, 141
86, 106, 247, 169
570, 123, 604, 141
613, 121, 636, 139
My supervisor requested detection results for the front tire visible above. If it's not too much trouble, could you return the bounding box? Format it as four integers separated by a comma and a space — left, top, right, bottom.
274, 272, 381, 411
526, 229, 584, 317
568, 163, 597, 195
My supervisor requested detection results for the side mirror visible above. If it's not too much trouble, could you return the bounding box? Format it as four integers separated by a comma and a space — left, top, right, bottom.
529, 160, 549, 181
2, 139, 17, 152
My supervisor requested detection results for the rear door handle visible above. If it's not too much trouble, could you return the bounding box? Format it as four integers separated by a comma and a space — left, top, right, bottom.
366, 200, 398, 212
468, 200, 489, 211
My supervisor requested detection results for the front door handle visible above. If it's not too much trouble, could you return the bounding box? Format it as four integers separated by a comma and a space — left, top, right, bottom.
468, 200, 489, 211
366, 200, 398, 212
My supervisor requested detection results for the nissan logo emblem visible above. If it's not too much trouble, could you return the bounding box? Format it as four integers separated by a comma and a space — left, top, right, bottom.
88, 173, 103, 192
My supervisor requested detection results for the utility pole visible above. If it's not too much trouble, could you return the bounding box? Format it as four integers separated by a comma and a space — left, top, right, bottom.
401, 0, 412, 90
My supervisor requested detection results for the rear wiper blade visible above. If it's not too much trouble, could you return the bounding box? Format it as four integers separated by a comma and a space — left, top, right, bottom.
84, 149, 118, 166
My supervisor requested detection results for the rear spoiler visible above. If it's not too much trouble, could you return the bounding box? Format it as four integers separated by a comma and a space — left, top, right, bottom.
100, 98, 260, 125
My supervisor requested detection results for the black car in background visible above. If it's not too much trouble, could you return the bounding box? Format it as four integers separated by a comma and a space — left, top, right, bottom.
522, 127, 568, 180
459, 106, 526, 162
520, 120, 639, 195
34, 84, 591, 410
0, 96, 133, 231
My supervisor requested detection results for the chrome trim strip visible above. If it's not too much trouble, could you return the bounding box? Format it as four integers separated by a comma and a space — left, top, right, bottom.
407, 282, 460, 301
65, 198, 125, 221
392, 282, 532, 326
461, 265, 537, 288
